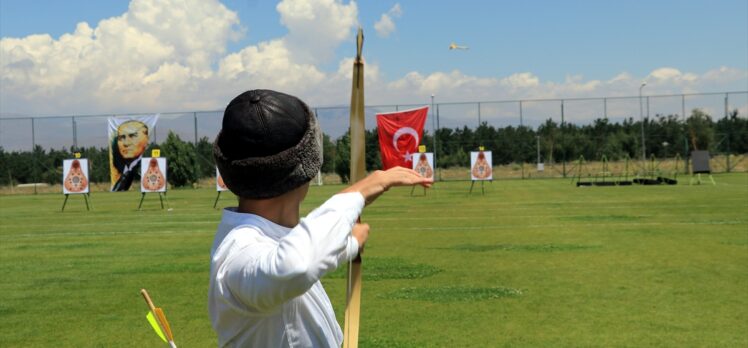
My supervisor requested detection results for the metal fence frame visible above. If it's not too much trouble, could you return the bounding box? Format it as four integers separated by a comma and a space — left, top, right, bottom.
1, 91, 746, 184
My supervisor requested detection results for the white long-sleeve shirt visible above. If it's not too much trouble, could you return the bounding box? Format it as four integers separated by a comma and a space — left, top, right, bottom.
209, 192, 364, 348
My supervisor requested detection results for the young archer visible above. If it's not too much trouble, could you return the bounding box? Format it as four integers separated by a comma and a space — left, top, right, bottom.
208, 89, 431, 347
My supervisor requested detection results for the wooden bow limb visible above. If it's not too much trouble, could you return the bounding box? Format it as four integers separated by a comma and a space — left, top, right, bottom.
343, 27, 365, 348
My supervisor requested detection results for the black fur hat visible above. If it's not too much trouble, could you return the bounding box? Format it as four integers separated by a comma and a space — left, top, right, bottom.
213, 89, 322, 199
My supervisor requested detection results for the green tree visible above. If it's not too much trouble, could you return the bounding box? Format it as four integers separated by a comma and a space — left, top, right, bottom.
160, 132, 199, 187
79, 146, 110, 183
537, 119, 559, 163
194, 137, 215, 179
686, 109, 715, 151
715, 109, 748, 154
321, 133, 337, 173
334, 132, 350, 183
365, 128, 382, 171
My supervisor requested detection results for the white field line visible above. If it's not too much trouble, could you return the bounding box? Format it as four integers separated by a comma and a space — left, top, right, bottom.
1, 219, 744, 241
2, 211, 743, 231
395, 220, 746, 231
370, 203, 747, 211
368, 214, 744, 221
0, 219, 215, 229
2, 228, 214, 240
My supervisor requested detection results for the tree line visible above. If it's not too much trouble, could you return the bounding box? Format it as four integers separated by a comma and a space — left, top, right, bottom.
1, 108, 746, 187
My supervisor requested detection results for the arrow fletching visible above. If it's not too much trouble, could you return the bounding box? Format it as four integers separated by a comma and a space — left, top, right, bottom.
147, 311, 167, 342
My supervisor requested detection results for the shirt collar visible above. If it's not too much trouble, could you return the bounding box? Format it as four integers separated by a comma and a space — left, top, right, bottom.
220, 207, 293, 240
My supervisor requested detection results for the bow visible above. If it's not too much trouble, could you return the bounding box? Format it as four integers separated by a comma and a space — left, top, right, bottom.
343, 26, 365, 348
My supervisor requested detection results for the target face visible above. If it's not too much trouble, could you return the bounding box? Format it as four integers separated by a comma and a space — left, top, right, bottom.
140, 157, 167, 192
63, 159, 90, 194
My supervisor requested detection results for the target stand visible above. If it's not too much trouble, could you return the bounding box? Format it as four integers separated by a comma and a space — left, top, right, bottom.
410, 185, 429, 196
469, 180, 491, 195
213, 191, 229, 209
61, 193, 92, 212
689, 151, 715, 185
138, 192, 170, 210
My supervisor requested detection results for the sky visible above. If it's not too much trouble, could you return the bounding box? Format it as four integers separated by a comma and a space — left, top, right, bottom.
1, 0, 747, 123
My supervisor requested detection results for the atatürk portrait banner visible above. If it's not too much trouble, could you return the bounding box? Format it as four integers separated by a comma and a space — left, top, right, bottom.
108, 115, 159, 191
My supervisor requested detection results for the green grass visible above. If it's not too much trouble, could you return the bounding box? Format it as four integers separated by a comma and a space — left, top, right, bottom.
1, 174, 747, 347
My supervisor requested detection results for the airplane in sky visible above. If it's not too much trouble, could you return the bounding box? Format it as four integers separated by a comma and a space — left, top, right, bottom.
448, 42, 469, 50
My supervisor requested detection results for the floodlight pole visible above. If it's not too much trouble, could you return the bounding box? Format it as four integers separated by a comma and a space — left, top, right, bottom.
431, 94, 435, 158
639, 82, 647, 161
431, 94, 437, 181
31, 117, 37, 194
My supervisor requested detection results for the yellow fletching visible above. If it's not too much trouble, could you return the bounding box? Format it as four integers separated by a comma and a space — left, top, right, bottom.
146, 311, 167, 342
154, 307, 174, 341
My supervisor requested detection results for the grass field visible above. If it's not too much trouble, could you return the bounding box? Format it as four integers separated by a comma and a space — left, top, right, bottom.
1, 174, 747, 347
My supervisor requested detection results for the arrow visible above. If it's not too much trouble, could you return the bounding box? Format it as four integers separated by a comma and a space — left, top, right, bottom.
141, 289, 177, 348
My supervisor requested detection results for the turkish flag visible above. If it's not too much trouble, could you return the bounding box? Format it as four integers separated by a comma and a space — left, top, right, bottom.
376, 106, 429, 170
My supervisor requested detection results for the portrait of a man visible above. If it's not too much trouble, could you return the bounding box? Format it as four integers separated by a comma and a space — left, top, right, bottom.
108, 116, 158, 191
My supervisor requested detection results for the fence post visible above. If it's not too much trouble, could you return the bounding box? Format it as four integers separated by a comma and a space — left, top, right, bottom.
72, 116, 78, 150
31, 118, 37, 194
561, 100, 566, 178
726, 135, 731, 173
477, 102, 481, 126
603, 98, 607, 119
684, 136, 690, 175
436, 104, 441, 181
682, 94, 686, 119
724, 93, 728, 118
193, 112, 198, 144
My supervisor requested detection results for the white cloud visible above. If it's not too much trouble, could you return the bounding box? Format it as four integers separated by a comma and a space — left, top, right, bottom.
607, 72, 632, 84
701, 66, 748, 82
217, 39, 326, 91
374, 15, 395, 38
501, 72, 540, 89
374, 3, 402, 38
389, 3, 403, 17
277, 0, 358, 64
1, 0, 241, 114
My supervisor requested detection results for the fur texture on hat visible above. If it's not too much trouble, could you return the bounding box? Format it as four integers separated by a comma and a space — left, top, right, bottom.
213, 90, 322, 199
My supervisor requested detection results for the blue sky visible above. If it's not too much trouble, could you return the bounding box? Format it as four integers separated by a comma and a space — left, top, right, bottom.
3, 0, 746, 81
1, 0, 746, 119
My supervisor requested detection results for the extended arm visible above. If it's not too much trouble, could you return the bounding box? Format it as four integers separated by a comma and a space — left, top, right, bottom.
224, 193, 364, 312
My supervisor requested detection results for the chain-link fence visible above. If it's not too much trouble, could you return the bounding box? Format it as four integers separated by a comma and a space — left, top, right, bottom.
1, 91, 746, 187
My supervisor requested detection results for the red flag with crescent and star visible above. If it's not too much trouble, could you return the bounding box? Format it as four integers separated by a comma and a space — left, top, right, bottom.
376, 106, 429, 170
